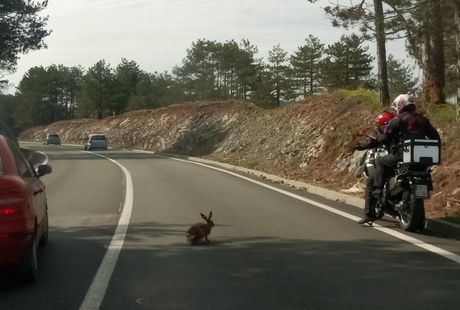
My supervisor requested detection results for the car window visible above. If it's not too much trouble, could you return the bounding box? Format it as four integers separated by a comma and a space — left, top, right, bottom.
91, 135, 106, 141
6, 139, 35, 178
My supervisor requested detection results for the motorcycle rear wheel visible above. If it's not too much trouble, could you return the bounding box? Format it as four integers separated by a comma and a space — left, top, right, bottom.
399, 191, 425, 232
372, 197, 385, 219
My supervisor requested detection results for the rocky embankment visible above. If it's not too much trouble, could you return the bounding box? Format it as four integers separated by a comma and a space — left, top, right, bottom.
20, 95, 460, 220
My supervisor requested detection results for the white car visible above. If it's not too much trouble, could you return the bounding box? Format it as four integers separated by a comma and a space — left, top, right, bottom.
84, 134, 108, 151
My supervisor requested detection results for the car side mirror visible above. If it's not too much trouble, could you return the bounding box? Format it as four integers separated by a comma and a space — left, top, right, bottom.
37, 164, 52, 177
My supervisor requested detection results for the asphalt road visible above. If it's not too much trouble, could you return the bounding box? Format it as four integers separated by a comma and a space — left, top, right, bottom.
1, 143, 459, 310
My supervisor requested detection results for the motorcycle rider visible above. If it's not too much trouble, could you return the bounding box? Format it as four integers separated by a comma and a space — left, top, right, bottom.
371, 94, 441, 199
355, 111, 395, 224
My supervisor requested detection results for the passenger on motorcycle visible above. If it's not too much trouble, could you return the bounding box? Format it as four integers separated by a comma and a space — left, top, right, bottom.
355, 111, 395, 224
371, 94, 441, 200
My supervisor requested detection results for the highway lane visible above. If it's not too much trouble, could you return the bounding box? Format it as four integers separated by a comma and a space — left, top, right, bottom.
101, 151, 460, 310
0, 145, 124, 310
1, 144, 460, 310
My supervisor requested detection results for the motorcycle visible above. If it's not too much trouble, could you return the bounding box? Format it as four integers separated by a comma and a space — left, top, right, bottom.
363, 139, 440, 232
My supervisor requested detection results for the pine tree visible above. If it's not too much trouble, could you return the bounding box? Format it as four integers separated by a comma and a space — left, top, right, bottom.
267, 44, 292, 106
113, 59, 142, 115
252, 69, 277, 108
307, 0, 390, 105
387, 54, 418, 98
322, 35, 374, 90
173, 39, 220, 100
290, 35, 324, 97
174, 39, 261, 101
16, 66, 51, 127
79, 60, 114, 119
235, 39, 260, 101
385, 0, 446, 104
0, 0, 50, 86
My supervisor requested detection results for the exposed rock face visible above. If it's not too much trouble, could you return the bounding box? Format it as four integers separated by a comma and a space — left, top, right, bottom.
20, 97, 460, 220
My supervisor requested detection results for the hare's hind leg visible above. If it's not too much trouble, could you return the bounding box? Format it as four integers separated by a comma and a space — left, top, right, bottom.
191, 235, 201, 245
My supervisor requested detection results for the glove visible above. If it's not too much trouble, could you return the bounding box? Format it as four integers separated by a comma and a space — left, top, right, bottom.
355, 142, 368, 151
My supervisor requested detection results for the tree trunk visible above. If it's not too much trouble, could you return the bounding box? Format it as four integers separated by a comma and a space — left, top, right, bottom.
431, 0, 446, 104
374, 0, 390, 106
304, 76, 308, 98
422, 26, 436, 102
276, 84, 281, 106
455, 0, 460, 120
422, 2, 445, 104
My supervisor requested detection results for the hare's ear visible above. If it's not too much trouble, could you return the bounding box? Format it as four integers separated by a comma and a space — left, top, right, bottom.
200, 213, 207, 220
208, 211, 212, 219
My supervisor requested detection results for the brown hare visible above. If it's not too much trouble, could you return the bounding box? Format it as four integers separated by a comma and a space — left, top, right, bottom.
186, 212, 214, 245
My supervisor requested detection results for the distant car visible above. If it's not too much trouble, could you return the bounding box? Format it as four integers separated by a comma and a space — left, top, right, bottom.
0, 135, 52, 281
45, 134, 61, 145
84, 134, 108, 151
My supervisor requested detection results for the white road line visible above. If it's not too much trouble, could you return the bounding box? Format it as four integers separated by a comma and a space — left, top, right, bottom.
153, 154, 460, 265
79, 152, 134, 310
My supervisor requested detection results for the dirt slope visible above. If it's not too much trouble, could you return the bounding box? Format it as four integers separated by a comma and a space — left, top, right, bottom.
20, 95, 460, 221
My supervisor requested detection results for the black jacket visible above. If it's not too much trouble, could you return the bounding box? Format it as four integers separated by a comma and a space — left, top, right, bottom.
376, 111, 441, 153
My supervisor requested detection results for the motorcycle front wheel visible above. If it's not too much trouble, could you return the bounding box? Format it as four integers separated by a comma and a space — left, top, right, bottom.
399, 190, 425, 232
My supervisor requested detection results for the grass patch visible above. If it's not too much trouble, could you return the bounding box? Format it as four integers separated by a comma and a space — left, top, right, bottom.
429, 104, 457, 124
335, 88, 382, 113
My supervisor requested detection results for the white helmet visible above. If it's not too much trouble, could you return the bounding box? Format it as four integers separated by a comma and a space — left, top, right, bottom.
391, 94, 416, 114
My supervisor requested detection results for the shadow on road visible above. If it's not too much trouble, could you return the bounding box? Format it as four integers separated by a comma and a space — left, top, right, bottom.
1, 221, 459, 310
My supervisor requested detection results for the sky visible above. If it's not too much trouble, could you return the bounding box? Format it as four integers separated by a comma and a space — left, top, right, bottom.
4, 0, 413, 93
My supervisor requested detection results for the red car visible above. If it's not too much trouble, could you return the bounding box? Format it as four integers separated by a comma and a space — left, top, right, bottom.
0, 135, 52, 281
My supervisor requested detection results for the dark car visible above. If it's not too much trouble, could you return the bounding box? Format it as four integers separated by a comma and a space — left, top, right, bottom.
45, 134, 61, 145
0, 135, 52, 281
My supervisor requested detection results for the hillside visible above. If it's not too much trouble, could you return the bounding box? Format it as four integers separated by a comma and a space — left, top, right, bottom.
20, 92, 460, 222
